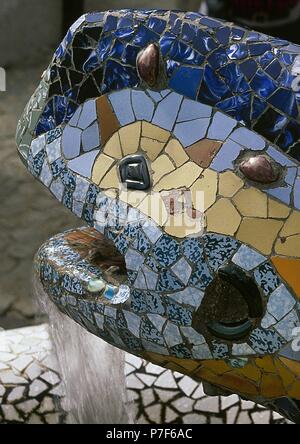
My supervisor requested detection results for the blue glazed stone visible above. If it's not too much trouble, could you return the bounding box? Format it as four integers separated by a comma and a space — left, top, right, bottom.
125, 249, 145, 272
131, 90, 154, 121
109, 89, 135, 125
182, 238, 203, 263
177, 98, 211, 122
62, 126, 82, 159
166, 302, 193, 327
267, 285, 296, 321
210, 139, 242, 172
157, 270, 185, 292
274, 311, 299, 341
207, 111, 236, 140
152, 92, 183, 131
174, 118, 210, 147
248, 328, 286, 354
232, 245, 266, 271
254, 263, 281, 296
230, 127, 266, 150
171, 258, 192, 286
153, 235, 181, 267
163, 322, 182, 347
78, 100, 97, 129
68, 150, 99, 178
82, 122, 100, 152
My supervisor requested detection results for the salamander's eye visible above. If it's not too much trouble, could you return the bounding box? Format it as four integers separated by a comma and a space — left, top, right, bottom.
119, 155, 151, 190
239, 155, 280, 184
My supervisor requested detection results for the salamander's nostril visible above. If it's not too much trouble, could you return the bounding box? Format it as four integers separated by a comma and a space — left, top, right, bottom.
192, 264, 264, 341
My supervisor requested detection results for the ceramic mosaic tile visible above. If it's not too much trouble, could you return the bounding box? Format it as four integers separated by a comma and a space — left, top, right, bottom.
16, 9, 300, 423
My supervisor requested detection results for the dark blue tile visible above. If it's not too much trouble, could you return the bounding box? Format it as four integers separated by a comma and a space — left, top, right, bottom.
103, 60, 139, 92
199, 16, 222, 28
251, 96, 267, 121
219, 63, 250, 93
103, 15, 118, 33
216, 26, 231, 45
226, 43, 248, 60
250, 69, 277, 98
194, 29, 218, 55
169, 41, 204, 66
181, 22, 197, 42
269, 89, 298, 118
122, 45, 140, 66
169, 65, 203, 99
198, 65, 231, 105
249, 43, 271, 56
114, 26, 135, 41
97, 35, 113, 62
239, 59, 258, 80
159, 32, 177, 56
132, 25, 158, 47
217, 93, 252, 126
148, 16, 166, 34
253, 107, 288, 143
207, 50, 228, 70
110, 39, 125, 59
265, 59, 282, 79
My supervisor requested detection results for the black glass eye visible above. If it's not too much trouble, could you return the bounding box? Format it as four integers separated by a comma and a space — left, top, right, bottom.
119, 155, 151, 190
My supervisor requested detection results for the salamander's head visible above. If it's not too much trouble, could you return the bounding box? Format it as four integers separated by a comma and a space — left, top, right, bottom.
17, 10, 300, 412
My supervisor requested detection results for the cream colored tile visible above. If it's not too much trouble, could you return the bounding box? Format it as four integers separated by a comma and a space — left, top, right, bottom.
154, 162, 203, 192
119, 189, 147, 208
141, 137, 165, 161
280, 211, 300, 237
99, 165, 119, 189
206, 198, 241, 236
152, 154, 175, 184
275, 235, 300, 257
165, 139, 189, 167
218, 171, 244, 198
138, 193, 168, 226
268, 198, 291, 219
191, 169, 218, 212
103, 132, 123, 159
233, 188, 268, 218
236, 218, 283, 255
119, 122, 141, 156
92, 154, 115, 185
142, 122, 170, 142
164, 213, 204, 238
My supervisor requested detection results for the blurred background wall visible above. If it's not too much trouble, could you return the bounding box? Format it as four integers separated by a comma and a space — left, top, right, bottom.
0, 0, 201, 67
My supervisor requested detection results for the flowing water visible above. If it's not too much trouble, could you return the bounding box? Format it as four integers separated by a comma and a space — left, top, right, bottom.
33, 272, 133, 424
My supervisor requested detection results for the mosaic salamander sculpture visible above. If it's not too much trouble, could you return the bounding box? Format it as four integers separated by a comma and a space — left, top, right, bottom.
16, 10, 300, 423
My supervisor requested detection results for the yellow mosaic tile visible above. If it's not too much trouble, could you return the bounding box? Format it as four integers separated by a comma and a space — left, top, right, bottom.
191, 169, 218, 211
140, 137, 165, 161
103, 132, 123, 159
260, 374, 285, 398
236, 218, 283, 255
280, 210, 300, 237
99, 165, 119, 189
119, 122, 141, 155
206, 198, 242, 236
152, 154, 175, 184
92, 154, 115, 185
255, 356, 276, 373
268, 198, 291, 219
164, 213, 204, 238
287, 381, 300, 400
233, 188, 268, 218
164, 139, 189, 167
142, 122, 170, 142
236, 364, 261, 382
275, 235, 300, 257
138, 193, 169, 226
274, 358, 296, 388
154, 162, 203, 192
218, 171, 244, 198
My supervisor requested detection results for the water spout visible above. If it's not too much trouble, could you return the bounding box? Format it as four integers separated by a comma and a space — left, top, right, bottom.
33, 271, 133, 424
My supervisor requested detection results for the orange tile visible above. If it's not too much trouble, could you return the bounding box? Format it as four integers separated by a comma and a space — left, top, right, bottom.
271, 256, 300, 298
280, 357, 300, 376
96, 96, 120, 145
260, 374, 286, 398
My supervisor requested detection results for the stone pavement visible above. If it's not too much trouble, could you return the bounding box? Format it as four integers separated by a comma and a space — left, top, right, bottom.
0, 58, 79, 329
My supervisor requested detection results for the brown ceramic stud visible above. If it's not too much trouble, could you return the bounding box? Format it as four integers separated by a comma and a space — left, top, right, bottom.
239, 155, 279, 184
137, 43, 160, 87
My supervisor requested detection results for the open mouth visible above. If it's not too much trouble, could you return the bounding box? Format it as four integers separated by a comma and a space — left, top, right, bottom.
193, 264, 264, 342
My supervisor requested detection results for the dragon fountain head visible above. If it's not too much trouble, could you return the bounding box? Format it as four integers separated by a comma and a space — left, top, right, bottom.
16, 9, 300, 422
